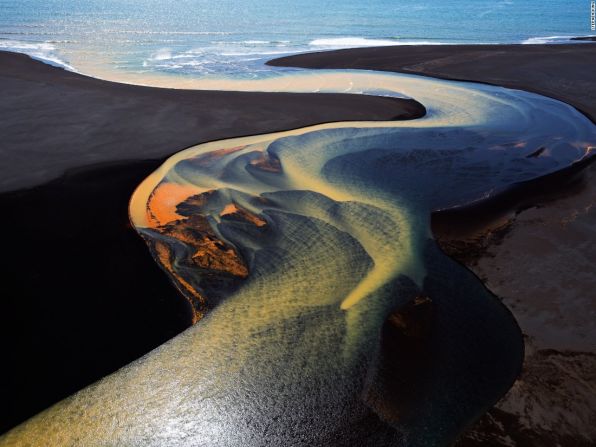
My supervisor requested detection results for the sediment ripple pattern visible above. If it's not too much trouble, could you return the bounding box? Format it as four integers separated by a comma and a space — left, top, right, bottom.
2, 71, 595, 446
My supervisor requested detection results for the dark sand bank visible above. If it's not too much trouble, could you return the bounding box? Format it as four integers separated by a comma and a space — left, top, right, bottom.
269, 43, 596, 122
0, 160, 189, 433
0, 51, 424, 433
271, 45, 596, 446
0, 51, 424, 192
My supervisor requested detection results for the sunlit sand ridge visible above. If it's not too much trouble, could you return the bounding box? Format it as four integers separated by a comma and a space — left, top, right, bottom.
2, 71, 595, 446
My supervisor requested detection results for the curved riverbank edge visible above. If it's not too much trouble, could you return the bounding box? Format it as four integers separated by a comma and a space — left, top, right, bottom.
268, 43, 596, 124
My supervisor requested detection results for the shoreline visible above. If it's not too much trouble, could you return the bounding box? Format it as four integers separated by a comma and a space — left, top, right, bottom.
2, 34, 595, 88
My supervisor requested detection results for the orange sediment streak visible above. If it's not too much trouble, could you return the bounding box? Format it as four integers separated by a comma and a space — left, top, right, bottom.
248, 152, 282, 173
220, 203, 267, 227
142, 192, 265, 323
154, 240, 205, 323
193, 145, 247, 167
146, 182, 204, 228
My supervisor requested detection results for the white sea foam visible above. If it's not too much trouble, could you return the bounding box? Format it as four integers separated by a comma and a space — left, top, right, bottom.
0, 39, 74, 70
151, 48, 173, 60
308, 37, 450, 48
309, 37, 400, 47
521, 35, 585, 44
220, 50, 292, 56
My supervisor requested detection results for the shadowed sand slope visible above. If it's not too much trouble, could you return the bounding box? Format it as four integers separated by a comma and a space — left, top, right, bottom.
3, 65, 594, 446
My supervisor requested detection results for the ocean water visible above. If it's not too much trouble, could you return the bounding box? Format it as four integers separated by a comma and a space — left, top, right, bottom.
0, 0, 593, 80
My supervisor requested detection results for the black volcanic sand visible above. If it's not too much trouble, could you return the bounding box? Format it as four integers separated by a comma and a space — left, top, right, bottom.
0, 51, 424, 434
0, 51, 424, 192
269, 43, 596, 122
